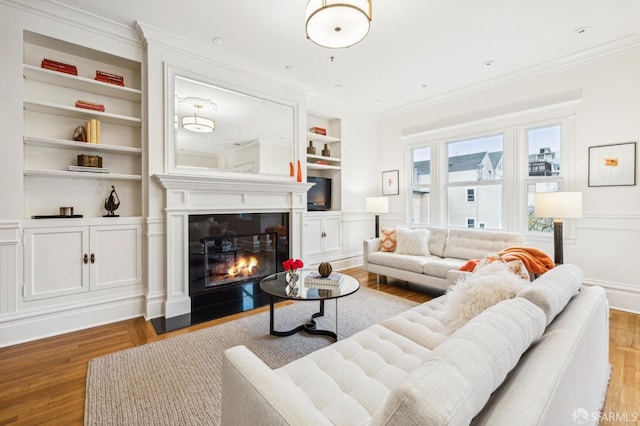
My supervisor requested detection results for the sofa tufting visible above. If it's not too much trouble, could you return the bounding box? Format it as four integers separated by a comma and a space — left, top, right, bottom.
364, 226, 524, 292
221, 265, 610, 425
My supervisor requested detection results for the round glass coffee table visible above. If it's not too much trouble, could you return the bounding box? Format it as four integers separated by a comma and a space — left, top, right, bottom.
260, 270, 360, 341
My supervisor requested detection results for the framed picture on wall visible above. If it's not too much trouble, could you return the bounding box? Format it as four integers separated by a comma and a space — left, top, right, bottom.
588, 142, 637, 187
382, 170, 399, 195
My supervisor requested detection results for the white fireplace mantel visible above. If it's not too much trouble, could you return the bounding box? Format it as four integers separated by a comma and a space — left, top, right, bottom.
153, 173, 312, 318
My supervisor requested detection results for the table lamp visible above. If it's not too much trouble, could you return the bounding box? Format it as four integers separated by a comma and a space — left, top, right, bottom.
534, 191, 582, 265
366, 197, 389, 238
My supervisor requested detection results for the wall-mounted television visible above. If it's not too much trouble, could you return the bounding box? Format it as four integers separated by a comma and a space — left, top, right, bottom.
307, 176, 331, 211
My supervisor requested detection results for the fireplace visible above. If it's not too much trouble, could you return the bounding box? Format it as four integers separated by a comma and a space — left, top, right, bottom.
188, 213, 289, 294
153, 173, 312, 331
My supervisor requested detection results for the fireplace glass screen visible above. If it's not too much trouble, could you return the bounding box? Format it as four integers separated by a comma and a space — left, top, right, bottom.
188, 213, 289, 295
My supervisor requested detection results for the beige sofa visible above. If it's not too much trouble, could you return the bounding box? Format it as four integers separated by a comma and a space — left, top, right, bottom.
222, 265, 609, 425
364, 226, 523, 291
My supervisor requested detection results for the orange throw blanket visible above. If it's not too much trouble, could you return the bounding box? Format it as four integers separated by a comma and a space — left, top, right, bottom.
458, 247, 555, 274
498, 246, 555, 274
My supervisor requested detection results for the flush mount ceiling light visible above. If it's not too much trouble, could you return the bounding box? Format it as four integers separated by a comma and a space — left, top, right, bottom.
305, 0, 372, 49
182, 104, 215, 133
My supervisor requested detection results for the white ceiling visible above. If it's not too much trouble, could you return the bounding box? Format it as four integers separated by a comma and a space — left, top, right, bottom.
53, 0, 640, 114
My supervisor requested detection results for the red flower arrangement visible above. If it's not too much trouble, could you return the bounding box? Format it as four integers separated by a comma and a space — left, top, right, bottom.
282, 258, 304, 271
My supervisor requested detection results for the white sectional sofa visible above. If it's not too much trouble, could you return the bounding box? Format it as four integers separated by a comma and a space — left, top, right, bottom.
222, 265, 610, 425
364, 226, 524, 291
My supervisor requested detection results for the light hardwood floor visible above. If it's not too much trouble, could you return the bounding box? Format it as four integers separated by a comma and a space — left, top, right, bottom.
0, 267, 638, 425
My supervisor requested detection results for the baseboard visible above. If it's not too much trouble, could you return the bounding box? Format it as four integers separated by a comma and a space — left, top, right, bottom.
583, 279, 640, 314
0, 296, 145, 348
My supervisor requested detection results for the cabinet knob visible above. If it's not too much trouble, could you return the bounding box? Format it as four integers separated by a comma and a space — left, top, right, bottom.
90, 253, 95, 264
322, 231, 326, 238
83, 253, 88, 264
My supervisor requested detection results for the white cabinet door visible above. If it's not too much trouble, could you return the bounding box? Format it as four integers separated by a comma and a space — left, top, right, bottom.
322, 215, 342, 255
304, 216, 324, 257
90, 224, 143, 290
24, 227, 89, 301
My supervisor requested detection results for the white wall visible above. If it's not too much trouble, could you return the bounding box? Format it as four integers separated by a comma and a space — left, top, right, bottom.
378, 48, 640, 313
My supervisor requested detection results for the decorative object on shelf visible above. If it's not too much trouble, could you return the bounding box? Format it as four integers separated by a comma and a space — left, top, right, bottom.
72, 125, 86, 142
95, 70, 124, 86
59, 206, 74, 216
318, 262, 332, 277
381, 169, 399, 195
307, 141, 316, 154
76, 100, 105, 112
309, 126, 327, 135
77, 154, 102, 168
315, 160, 329, 165
104, 185, 120, 217
296, 160, 303, 182
289, 161, 294, 177
322, 143, 331, 157
283, 258, 304, 291
182, 104, 215, 133
366, 196, 389, 237
534, 191, 582, 265
41, 58, 77, 75
305, 0, 372, 49
588, 142, 637, 187
84, 119, 101, 144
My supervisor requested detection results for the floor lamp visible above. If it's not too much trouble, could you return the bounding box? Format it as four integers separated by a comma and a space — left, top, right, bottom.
366, 197, 389, 238
534, 191, 582, 265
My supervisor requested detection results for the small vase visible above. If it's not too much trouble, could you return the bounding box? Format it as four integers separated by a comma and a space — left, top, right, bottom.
286, 269, 299, 295
307, 141, 316, 155
322, 144, 330, 157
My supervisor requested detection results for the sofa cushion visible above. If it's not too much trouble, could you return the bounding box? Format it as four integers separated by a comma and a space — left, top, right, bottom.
444, 261, 528, 331
366, 251, 436, 274
425, 226, 448, 258
518, 264, 583, 325
396, 227, 431, 256
443, 228, 523, 260
276, 323, 435, 425
379, 227, 397, 252
422, 257, 468, 279
371, 297, 546, 426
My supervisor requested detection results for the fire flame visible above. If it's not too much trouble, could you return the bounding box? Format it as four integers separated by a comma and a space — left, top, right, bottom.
228, 256, 258, 277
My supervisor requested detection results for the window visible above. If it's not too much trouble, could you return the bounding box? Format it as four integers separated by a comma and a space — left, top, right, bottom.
447, 134, 503, 229
526, 124, 563, 233
411, 146, 431, 225
466, 188, 476, 202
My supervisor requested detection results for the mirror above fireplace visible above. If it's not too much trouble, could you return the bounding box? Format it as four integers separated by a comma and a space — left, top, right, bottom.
168, 70, 296, 177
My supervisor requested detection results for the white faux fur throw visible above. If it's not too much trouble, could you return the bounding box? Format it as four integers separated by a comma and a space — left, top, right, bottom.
444, 261, 528, 331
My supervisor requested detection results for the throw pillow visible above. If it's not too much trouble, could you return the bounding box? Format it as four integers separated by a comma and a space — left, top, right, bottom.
395, 227, 431, 256
443, 261, 528, 331
379, 227, 397, 252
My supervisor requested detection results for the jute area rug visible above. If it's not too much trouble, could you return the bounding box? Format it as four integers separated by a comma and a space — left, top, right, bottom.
84, 287, 418, 425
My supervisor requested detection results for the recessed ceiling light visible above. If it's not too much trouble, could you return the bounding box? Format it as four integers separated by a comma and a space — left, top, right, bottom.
212, 37, 225, 46
334, 84, 343, 89
284, 65, 295, 71
483, 60, 494, 67
420, 83, 429, 88
374, 99, 382, 105
574, 26, 590, 35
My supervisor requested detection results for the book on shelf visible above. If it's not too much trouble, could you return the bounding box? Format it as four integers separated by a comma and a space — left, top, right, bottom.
68, 165, 108, 173
76, 100, 105, 112
95, 76, 125, 86
309, 126, 327, 135
41, 58, 78, 75
304, 272, 344, 286
96, 70, 124, 82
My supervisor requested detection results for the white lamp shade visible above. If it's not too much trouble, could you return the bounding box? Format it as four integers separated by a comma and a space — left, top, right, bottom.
535, 191, 582, 219
182, 115, 215, 133
366, 196, 388, 214
305, 0, 372, 48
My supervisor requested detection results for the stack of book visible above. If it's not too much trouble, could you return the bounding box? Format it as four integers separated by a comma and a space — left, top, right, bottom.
309, 126, 327, 135
76, 100, 105, 112
69, 165, 108, 173
84, 119, 101, 144
95, 70, 124, 86
304, 272, 344, 290
41, 58, 77, 76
